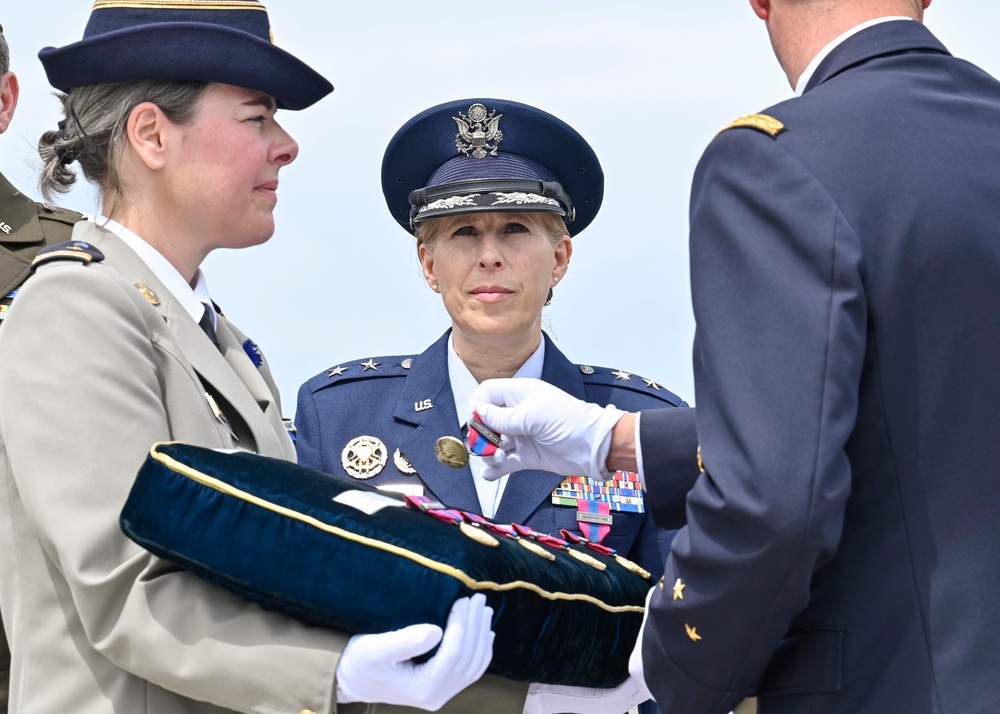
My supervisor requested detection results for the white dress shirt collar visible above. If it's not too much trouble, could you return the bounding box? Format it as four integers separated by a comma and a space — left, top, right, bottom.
448, 334, 545, 519
795, 16, 913, 96
93, 216, 216, 328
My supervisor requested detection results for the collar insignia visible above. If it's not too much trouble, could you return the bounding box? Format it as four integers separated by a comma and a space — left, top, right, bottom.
454, 103, 503, 160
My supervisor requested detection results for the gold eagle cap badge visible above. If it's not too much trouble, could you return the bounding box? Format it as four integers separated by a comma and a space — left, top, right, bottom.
718, 113, 786, 139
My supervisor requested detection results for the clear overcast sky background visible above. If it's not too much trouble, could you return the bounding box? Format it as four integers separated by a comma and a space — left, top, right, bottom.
2, 2, 998, 413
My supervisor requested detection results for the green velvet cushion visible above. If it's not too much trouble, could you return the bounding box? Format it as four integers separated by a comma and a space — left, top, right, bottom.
120, 442, 650, 686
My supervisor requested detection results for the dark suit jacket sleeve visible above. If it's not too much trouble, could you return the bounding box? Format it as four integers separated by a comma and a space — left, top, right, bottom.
638, 406, 700, 529
640, 128, 866, 713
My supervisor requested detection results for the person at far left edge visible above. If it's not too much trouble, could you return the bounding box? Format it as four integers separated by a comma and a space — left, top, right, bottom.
0, 20, 83, 714
296, 98, 701, 714
0, 4, 512, 714
0, 22, 82, 326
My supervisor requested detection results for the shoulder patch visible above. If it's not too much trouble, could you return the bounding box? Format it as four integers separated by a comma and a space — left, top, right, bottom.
30, 240, 105, 273
718, 113, 785, 139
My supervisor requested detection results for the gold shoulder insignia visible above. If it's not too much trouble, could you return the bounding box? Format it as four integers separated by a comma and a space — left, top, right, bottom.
718, 113, 785, 139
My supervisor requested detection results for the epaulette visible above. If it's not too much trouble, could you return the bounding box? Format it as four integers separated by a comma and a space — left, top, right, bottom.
30, 240, 105, 274
314, 355, 417, 389
577, 364, 684, 407
718, 113, 786, 139
36, 202, 84, 228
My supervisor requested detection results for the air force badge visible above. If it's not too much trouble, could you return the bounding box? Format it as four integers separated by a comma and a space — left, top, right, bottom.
454, 103, 503, 160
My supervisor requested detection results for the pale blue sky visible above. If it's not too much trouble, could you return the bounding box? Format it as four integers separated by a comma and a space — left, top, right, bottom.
3, 2, 998, 412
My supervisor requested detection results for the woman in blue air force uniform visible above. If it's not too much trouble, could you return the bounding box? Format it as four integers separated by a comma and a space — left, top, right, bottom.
296, 99, 699, 591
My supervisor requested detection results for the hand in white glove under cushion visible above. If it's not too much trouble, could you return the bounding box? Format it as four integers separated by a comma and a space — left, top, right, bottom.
469, 378, 625, 482
336, 594, 494, 710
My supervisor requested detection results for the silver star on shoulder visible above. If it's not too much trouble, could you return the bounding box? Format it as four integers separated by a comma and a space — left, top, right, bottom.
643, 378, 661, 391
361, 359, 381, 371
612, 370, 632, 381
328, 365, 347, 377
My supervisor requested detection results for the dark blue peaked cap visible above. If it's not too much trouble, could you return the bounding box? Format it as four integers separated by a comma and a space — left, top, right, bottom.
38, 0, 332, 111
382, 98, 604, 235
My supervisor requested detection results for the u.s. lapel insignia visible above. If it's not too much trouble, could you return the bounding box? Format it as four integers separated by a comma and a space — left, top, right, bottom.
454, 103, 503, 160
401, 358, 414, 370
133, 283, 160, 305
414, 399, 433, 412
579, 365, 595, 375
393, 448, 417, 475
342, 435, 388, 479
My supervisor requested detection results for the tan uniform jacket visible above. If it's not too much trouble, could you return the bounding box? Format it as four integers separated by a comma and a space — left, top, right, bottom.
0, 223, 527, 714
0, 170, 82, 714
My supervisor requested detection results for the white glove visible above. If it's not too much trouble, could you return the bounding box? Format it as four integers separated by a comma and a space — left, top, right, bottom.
523, 678, 651, 714
627, 586, 656, 703
469, 378, 625, 482
336, 594, 494, 710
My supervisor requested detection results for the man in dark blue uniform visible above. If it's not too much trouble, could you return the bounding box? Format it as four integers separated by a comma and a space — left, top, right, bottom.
471, 1, 1000, 712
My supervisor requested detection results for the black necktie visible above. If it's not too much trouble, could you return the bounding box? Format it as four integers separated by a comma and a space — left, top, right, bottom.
199, 304, 221, 351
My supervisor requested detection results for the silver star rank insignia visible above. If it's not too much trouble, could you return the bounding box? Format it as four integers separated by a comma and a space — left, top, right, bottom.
611, 370, 632, 381
643, 378, 661, 391
328, 365, 347, 377
361, 359, 381, 371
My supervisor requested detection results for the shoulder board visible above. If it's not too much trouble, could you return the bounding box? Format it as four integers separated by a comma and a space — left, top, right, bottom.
30, 240, 105, 274
718, 113, 785, 139
36, 203, 84, 228
578, 364, 684, 407
313, 355, 417, 389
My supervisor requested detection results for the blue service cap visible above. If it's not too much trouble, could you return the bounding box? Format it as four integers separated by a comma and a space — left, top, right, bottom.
38, 0, 332, 111
382, 98, 604, 235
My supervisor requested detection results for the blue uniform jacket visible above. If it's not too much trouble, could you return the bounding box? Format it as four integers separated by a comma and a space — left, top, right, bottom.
296, 330, 698, 584
640, 21, 1000, 714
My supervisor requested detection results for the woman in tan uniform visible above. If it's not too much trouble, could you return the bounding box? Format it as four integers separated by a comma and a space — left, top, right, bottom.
0, 4, 505, 713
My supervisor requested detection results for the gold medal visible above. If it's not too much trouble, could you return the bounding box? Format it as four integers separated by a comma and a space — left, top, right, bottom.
568, 548, 607, 571
460, 522, 499, 548
614, 555, 651, 579
342, 435, 388, 479
434, 436, 469, 469
518, 539, 556, 561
